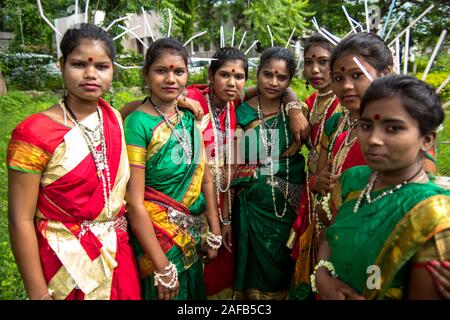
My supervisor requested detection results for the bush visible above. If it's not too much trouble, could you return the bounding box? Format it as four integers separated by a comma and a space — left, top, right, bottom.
0, 52, 63, 91
416, 72, 450, 102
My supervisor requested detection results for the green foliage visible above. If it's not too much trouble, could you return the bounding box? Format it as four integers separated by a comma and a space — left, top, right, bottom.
416, 72, 450, 102
243, 0, 313, 50
0, 52, 63, 91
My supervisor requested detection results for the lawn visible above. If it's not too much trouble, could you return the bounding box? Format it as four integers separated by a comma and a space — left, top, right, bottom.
0, 88, 449, 299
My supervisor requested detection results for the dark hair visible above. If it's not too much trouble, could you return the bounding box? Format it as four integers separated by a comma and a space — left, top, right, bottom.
143, 37, 189, 75
209, 47, 248, 80
360, 75, 444, 135
330, 32, 392, 73
257, 46, 296, 79
304, 33, 335, 57
60, 23, 116, 62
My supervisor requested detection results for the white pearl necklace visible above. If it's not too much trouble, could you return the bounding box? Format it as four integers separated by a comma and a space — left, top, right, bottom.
257, 98, 290, 218
206, 93, 233, 224
60, 99, 112, 219
317, 89, 334, 97
353, 169, 425, 213
149, 98, 193, 163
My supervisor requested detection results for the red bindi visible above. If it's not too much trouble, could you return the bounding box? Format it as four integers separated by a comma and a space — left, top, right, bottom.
169, 64, 174, 69
312, 54, 316, 58
275, 70, 278, 74
374, 114, 380, 120
232, 69, 235, 72
341, 67, 345, 72
88, 57, 93, 62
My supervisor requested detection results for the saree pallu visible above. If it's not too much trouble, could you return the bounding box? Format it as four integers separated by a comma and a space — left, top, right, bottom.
7, 99, 141, 300
326, 165, 450, 299
232, 102, 305, 299
125, 109, 207, 300
186, 85, 238, 299
288, 94, 341, 300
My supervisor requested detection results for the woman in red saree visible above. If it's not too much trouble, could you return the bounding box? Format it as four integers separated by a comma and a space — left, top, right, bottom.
7, 23, 141, 300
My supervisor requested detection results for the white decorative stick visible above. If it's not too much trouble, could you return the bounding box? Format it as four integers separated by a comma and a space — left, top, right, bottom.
37, 0, 62, 37
395, 38, 401, 74
84, 0, 89, 23
105, 16, 128, 31
75, 0, 78, 24
113, 25, 140, 40
118, 25, 148, 49
364, 0, 370, 32
244, 40, 258, 55
353, 56, 373, 82
350, 17, 365, 32
384, 13, 404, 41
141, 7, 155, 41
422, 29, 447, 81
380, 0, 396, 37
321, 28, 341, 42
267, 25, 274, 47
238, 31, 247, 50
403, 29, 410, 74
220, 25, 224, 48
183, 31, 207, 47
388, 4, 434, 46
285, 28, 296, 48
114, 62, 143, 69
231, 26, 235, 47
167, 8, 172, 37
342, 5, 357, 34
318, 30, 337, 46
436, 75, 450, 94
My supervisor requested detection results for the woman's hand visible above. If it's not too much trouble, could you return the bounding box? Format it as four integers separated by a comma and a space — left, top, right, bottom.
427, 260, 450, 299
206, 247, 218, 261
316, 268, 365, 300
313, 165, 340, 195
287, 108, 311, 145
156, 274, 179, 300
221, 224, 233, 253
177, 95, 204, 120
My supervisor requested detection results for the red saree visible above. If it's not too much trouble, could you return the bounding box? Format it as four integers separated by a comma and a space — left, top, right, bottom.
7, 98, 141, 300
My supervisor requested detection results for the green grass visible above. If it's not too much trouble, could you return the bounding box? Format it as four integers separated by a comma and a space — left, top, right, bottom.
0, 89, 449, 299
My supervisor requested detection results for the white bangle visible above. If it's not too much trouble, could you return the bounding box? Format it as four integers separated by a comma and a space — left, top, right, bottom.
310, 260, 337, 293
206, 231, 222, 250
154, 261, 178, 289
285, 101, 305, 114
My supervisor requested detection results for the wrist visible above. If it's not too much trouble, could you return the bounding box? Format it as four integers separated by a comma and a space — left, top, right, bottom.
310, 260, 337, 293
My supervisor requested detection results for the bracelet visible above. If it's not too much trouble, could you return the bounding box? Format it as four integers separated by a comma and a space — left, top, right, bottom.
220, 217, 232, 225
285, 101, 304, 113
154, 261, 178, 289
310, 260, 337, 293
38, 289, 53, 300
206, 231, 222, 250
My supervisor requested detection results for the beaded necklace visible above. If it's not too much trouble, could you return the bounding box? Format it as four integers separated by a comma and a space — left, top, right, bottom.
257, 97, 290, 218
148, 97, 193, 163
206, 93, 233, 223
353, 167, 425, 213
60, 98, 112, 218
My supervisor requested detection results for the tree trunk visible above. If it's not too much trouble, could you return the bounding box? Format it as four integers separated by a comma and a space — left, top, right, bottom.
0, 69, 7, 96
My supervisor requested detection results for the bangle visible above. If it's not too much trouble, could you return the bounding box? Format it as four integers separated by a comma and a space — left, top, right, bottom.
310, 260, 337, 293
154, 261, 178, 289
220, 217, 232, 225
285, 101, 303, 113
38, 289, 53, 300
206, 231, 222, 250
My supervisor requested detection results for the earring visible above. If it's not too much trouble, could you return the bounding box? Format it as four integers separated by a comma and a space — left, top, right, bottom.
109, 86, 114, 107
305, 81, 310, 90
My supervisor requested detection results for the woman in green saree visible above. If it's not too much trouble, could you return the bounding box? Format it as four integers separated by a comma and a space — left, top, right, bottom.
124, 38, 221, 300
314, 75, 450, 299
231, 47, 306, 299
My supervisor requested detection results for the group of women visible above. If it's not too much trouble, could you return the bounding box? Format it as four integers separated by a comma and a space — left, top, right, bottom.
6, 22, 450, 300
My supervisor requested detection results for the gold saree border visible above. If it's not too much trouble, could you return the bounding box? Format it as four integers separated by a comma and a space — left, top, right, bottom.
364, 195, 450, 300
